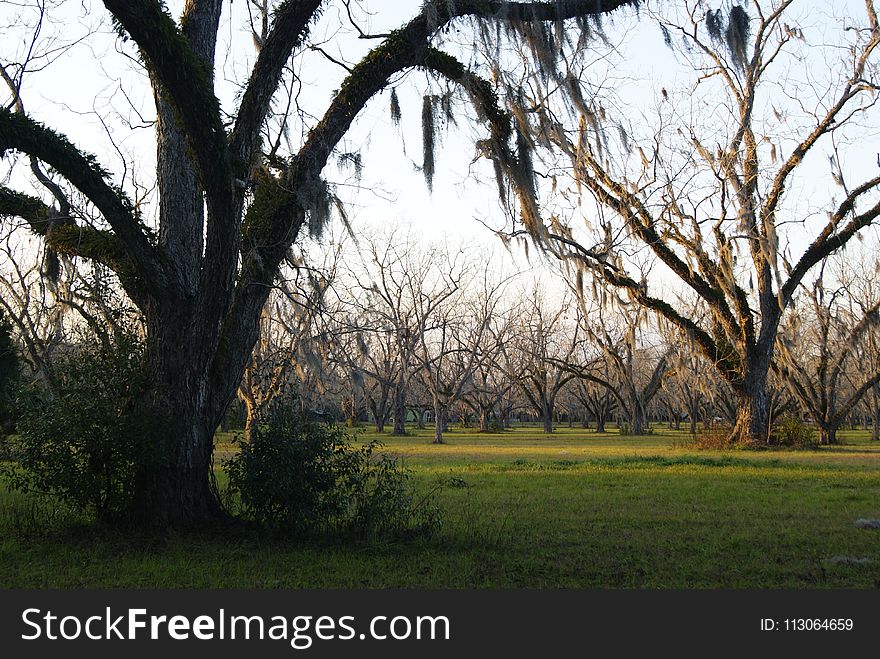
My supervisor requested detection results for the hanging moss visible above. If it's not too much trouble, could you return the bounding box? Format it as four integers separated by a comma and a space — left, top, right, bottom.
422, 94, 437, 193
390, 88, 402, 126
337, 152, 363, 181
725, 5, 750, 70
706, 8, 724, 42
659, 23, 673, 49
705, 4, 750, 71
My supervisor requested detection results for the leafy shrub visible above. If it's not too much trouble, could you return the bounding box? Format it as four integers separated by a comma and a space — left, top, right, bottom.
772, 415, 817, 449
1, 332, 153, 522
222, 405, 440, 540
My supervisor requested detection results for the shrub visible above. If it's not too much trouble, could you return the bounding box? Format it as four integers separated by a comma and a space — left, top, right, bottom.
486, 419, 506, 433
772, 416, 817, 449
222, 405, 440, 540
1, 331, 153, 522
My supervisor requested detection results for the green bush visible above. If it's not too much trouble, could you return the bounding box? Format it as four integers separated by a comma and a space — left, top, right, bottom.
773, 415, 817, 448
485, 419, 506, 433
1, 332, 152, 522
222, 405, 440, 540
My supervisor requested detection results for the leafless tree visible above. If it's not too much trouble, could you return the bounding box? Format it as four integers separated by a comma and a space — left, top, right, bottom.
511, 284, 580, 434
778, 255, 880, 444
498, 1, 880, 444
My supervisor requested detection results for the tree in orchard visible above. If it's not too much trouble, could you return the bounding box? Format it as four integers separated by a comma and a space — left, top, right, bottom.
0, 0, 638, 526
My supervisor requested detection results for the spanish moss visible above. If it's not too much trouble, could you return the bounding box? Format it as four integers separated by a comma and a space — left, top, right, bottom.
389, 88, 402, 126
422, 94, 437, 193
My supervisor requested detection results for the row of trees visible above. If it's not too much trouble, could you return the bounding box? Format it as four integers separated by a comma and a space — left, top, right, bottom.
231, 234, 880, 446
10, 224, 880, 447
10, 228, 880, 446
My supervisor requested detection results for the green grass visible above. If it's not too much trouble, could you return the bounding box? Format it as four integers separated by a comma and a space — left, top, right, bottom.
2, 426, 879, 588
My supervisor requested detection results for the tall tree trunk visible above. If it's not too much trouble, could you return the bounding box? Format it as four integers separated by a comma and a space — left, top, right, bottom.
730, 371, 771, 444
872, 387, 880, 441
478, 407, 490, 432
391, 378, 407, 435
433, 397, 446, 444
542, 400, 553, 434
132, 310, 231, 528
629, 401, 647, 435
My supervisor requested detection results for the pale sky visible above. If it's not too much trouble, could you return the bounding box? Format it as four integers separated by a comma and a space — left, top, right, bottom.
2, 0, 878, 288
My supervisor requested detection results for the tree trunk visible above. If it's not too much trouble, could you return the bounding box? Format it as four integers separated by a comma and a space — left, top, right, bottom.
818, 424, 838, 446
629, 402, 647, 435
872, 388, 879, 441
478, 407, 490, 432
391, 379, 407, 435
132, 324, 230, 528
241, 393, 257, 443
541, 401, 553, 434
730, 374, 771, 444
433, 399, 446, 444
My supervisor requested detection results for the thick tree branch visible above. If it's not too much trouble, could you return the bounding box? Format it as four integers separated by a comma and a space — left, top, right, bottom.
781, 178, 880, 306
230, 0, 324, 165
0, 109, 165, 296
0, 186, 147, 302
102, 0, 235, 205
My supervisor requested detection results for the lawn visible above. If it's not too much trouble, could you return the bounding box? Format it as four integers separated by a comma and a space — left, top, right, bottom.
1, 426, 879, 588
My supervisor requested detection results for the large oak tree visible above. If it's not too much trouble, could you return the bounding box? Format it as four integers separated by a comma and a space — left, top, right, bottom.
0, 0, 637, 526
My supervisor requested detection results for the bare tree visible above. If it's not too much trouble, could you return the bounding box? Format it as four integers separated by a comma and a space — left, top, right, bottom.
570, 377, 617, 432
778, 257, 880, 444
501, 1, 880, 444
512, 285, 579, 434
575, 300, 669, 435
237, 262, 334, 440
461, 297, 520, 432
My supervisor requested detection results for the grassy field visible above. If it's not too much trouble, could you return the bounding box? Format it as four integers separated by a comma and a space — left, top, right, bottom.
2, 426, 879, 588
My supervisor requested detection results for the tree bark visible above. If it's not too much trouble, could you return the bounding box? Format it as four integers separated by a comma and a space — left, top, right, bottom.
391, 378, 407, 435
872, 388, 879, 441
730, 373, 771, 444
433, 398, 447, 444
629, 401, 647, 435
